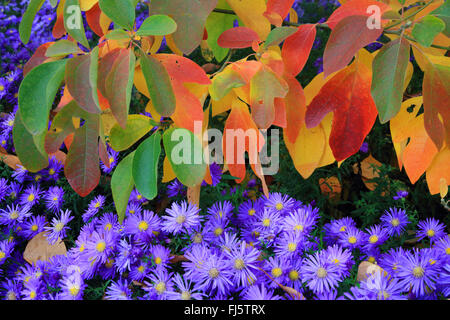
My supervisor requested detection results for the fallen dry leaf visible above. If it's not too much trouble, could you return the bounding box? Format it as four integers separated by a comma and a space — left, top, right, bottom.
23, 231, 67, 265
356, 261, 388, 282
319, 176, 342, 200
187, 185, 201, 207
0, 147, 22, 170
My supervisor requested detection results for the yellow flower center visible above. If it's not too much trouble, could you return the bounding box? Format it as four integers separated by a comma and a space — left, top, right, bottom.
332, 258, 340, 264
316, 267, 328, 278
109, 157, 114, 164
31, 224, 38, 231
154, 257, 162, 265
29, 291, 36, 299
248, 209, 255, 216
209, 268, 219, 278
96, 241, 106, 252
369, 235, 379, 244
234, 258, 245, 270
6, 291, 16, 300
52, 197, 58, 201
138, 221, 149, 231
271, 267, 282, 278
368, 256, 376, 264
287, 242, 297, 252
275, 203, 284, 211
262, 218, 271, 227
348, 236, 357, 244
193, 233, 203, 243
54, 222, 64, 232
155, 282, 166, 294
413, 266, 424, 278
69, 286, 80, 296
105, 258, 114, 268
294, 225, 304, 232
445, 247, 450, 255
94, 202, 101, 208
49, 169, 55, 175
379, 291, 390, 299
27, 194, 35, 202
104, 223, 113, 231
0, 85, 4, 91
429, 259, 436, 265
34, 175, 41, 182
9, 211, 19, 220
138, 265, 146, 273
426, 229, 435, 237
214, 227, 223, 236
339, 226, 347, 232
289, 270, 299, 281
176, 215, 186, 224
0, 252, 5, 260
181, 291, 191, 300
137, 195, 142, 200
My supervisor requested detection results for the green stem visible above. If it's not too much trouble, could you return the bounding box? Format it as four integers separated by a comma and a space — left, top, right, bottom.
384, 0, 435, 30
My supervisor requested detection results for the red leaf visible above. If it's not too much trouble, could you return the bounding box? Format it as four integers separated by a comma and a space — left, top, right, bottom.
170, 82, 204, 133
154, 54, 211, 85
86, 3, 106, 37
218, 27, 261, 49
326, 0, 390, 30
323, 15, 383, 78
281, 24, 316, 76
283, 73, 306, 143
23, 42, 55, 76
223, 99, 265, 183
264, 0, 296, 26
98, 48, 122, 97
64, 118, 101, 197
273, 98, 287, 128
305, 58, 378, 161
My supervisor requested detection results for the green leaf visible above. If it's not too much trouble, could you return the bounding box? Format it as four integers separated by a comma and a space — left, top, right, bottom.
109, 114, 154, 151
65, 47, 101, 114
99, 0, 136, 30
163, 127, 207, 187
136, 15, 177, 36
64, 0, 91, 49
49, 0, 58, 7
412, 15, 445, 47
431, 0, 450, 37
45, 40, 81, 58
205, 9, 236, 62
18, 59, 67, 135
132, 132, 162, 200
371, 37, 410, 123
112, 151, 135, 223
105, 29, 131, 40
104, 49, 136, 128
64, 115, 101, 197
140, 52, 176, 117
12, 111, 48, 173
263, 26, 298, 49
19, 0, 45, 44
151, 0, 218, 55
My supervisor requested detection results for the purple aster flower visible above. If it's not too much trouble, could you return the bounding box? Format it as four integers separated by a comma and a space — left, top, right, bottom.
105, 279, 132, 300
435, 236, 450, 264
323, 217, 357, 245
380, 208, 409, 237
161, 201, 201, 235
393, 190, 408, 200
124, 209, 161, 241
378, 247, 406, 276
207, 200, 233, 220
325, 244, 354, 278
254, 207, 282, 239
397, 249, 441, 297
223, 241, 261, 287
262, 255, 290, 289
0, 204, 30, 227
21, 278, 43, 300
314, 289, 344, 300
282, 206, 319, 235
166, 273, 204, 300
114, 238, 136, 274
166, 179, 186, 198
45, 156, 63, 181
0, 178, 8, 201
7, 181, 22, 200
359, 142, 369, 153
437, 263, 450, 297
149, 244, 171, 269
0, 112, 15, 134
285, 257, 303, 293
97, 212, 120, 234
216, 231, 240, 253
18, 215, 47, 240
129, 260, 150, 282
274, 231, 305, 258
44, 209, 74, 244
360, 270, 406, 300
144, 269, 175, 300
263, 192, 295, 215
203, 216, 230, 243
209, 162, 223, 186
242, 283, 282, 300
18, 184, 42, 209
301, 250, 342, 294
363, 224, 389, 251
1, 279, 22, 300
0, 240, 15, 266
44, 186, 65, 213
126, 202, 143, 216
237, 198, 263, 225
129, 188, 148, 204
58, 272, 86, 300
417, 218, 446, 244
337, 226, 365, 250
11, 165, 28, 183
195, 252, 233, 296
81, 229, 117, 267
82, 195, 106, 222
100, 146, 119, 174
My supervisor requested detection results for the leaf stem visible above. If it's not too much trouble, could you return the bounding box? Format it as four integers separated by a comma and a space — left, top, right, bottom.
384, 0, 435, 30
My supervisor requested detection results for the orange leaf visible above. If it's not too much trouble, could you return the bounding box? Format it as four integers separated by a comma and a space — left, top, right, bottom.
281, 24, 316, 76
426, 146, 450, 195
319, 176, 342, 200
283, 73, 306, 143
264, 0, 295, 27
217, 27, 260, 49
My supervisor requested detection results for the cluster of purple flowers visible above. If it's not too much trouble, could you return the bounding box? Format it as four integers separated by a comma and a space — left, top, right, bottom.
1, 169, 449, 300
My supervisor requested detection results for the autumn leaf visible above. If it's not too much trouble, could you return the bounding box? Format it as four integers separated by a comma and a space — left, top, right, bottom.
23, 232, 67, 265
264, 0, 295, 27
226, 0, 271, 40
305, 56, 378, 161
283, 74, 306, 143
281, 24, 316, 77
326, 0, 390, 29
426, 146, 450, 195
217, 27, 260, 49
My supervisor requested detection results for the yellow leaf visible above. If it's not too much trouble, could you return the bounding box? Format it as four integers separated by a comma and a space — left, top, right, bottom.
162, 156, 176, 183
426, 146, 450, 195
289, 8, 298, 24
134, 65, 150, 98
80, 0, 98, 11
440, 178, 448, 198
226, 0, 271, 40
317, 113, 336, 167
390, 96, 423, 143
101, 109, 118, 137
145, 100, 162, 120
212, 90, 235, 116
283, 123, 327, 179
166, 34, 183, 56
